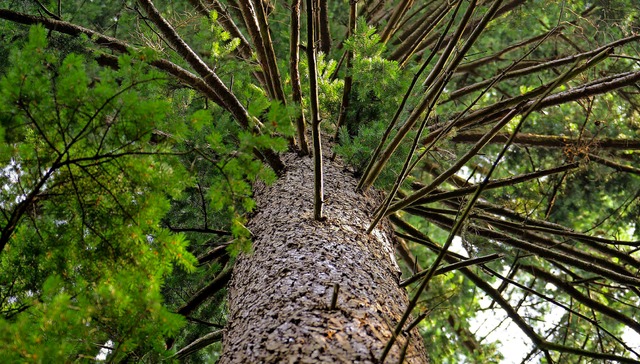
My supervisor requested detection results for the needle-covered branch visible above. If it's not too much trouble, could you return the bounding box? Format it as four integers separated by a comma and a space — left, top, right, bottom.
137, 0, 253, 125
187, 0, 254, 61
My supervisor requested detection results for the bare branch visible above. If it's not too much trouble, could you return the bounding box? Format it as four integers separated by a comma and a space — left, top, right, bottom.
522, 264, 640, 336
451, 132, 640, 150
305, 0, 324, 220
290, 0, 309, 154
173, 330, 223, 360
588, 153, 640, 175
177, 266, 233, 316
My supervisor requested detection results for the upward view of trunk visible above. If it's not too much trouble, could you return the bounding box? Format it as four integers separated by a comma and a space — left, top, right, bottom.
219, 152, 428, 363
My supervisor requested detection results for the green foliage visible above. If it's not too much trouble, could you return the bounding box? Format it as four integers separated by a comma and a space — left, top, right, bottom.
343, 18, 385, 57
208, 11, 241, 61
330, 19, 413, 187
0, 26, 196, 361
333, 121, 412, 188
1, 0, 639, 362
340, 19, 407, 136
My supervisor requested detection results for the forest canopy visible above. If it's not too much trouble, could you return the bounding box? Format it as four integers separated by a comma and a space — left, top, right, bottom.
0, 0, 639, 362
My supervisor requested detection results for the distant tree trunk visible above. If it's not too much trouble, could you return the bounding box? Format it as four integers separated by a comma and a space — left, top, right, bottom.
219, 152, 428, 363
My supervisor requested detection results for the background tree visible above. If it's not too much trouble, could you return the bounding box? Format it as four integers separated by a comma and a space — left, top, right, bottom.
0, 0, 639, 362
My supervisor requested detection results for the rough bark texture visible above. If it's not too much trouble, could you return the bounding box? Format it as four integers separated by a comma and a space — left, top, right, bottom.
219, 152, 428, 363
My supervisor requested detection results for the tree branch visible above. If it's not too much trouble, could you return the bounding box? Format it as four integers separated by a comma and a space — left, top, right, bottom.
172, 330, 223, 360
289, 0, 309, 154
393, 218, 640, 363
177, 266, 233, 316
306, 0, 324, 220
414, 162, 580, 205
451, 132, 640, 150
406, 207, 640, 287
588, 153, 640, 175
521, 264, 640, 335
136, 0, 252, 128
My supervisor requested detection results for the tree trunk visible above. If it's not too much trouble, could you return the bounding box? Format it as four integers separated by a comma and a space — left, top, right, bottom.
219, 152, 428, 363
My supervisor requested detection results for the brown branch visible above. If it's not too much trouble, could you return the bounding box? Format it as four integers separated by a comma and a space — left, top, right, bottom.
394, 0, 436, 33
235, 0, 275, 98
136, 0, 252, 126
393, 218, 640, 359
306, 0, 324, 220
450, 70, 640, 134
397, 216, 639, 360
451, 132, 640, 150
360, 0, 478, 191
0, 159, 61, 254
172, 330, 223, 360
0, 9, 129, 51
391, 0, 442, 46
363, 0, 388, 28
421, 198, 640, 276
527, 69, 640, 113
252, 0, 286, 103
196, 244, 231, 265
445, 35, 639, 102
406, 207, 640, 287
388, 107, 521, 214
136, 2, 284, 172
389, 1, 452, 63
334, 0, 357, 139
356, 0, 462, 191
521, 264, 640, 335
390, 215, 640, 363
454, 28, 562, 73
473, 213, 640, 249
414, 0, 526, 56
97, 56, 285, 173
588, 153, 640, 175
189, 0, 269, 88
166, 225, 231, 236
33, 0, 61, 20
0, 9, 263, 133
414, 162, 580, 205
289, 0, 309, 154
447, 314, 483, 355
389, 69, 597, 357
486, 258, 640, 357
380, 0, 414, 43
317, 0, 331, 53
411, 161, 611, 249
471, 213, 640, 271
177, 266, 233, 316
400, 253, 503, 287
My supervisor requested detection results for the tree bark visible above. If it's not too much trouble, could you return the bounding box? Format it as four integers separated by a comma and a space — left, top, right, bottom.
219, 153, 428, 363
